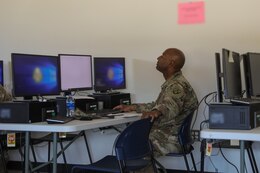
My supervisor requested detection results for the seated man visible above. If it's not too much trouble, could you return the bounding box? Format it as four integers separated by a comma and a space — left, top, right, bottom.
114, 48, 198, 158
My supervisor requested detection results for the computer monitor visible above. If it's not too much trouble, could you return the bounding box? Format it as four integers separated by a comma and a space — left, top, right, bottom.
215, 53, 223, 102
93, 57, 126, 93
11, 53, 60, 99
243, 52, 260, 97
0, 61, 3, 86
222, 48, 242, 99
59, 54, 93, 93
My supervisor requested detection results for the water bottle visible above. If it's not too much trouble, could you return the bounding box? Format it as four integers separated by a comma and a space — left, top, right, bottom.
66, 95, 75, 117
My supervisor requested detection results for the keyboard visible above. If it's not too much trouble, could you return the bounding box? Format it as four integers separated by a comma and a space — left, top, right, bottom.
91, 92, 120, 96
230, 98, 260, 104
86, 109, 123, 116
46, 116, 74, 124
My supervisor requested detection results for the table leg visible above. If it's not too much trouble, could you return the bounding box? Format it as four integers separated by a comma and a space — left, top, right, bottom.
52, 132, 58, 173
200, 139, 206, 173
24, 132, 30, 173
240, 140, 245, 173
82, 131, 93, 163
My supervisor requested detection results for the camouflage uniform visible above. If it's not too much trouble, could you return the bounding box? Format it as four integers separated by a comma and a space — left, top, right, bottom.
135, 71, 198, 156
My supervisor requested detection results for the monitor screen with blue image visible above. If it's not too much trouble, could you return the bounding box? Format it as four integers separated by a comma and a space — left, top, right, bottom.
11, 53, 60, 98
93, 57, 126, 93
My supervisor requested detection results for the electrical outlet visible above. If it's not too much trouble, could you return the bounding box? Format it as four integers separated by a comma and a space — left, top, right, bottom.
191, 130, 200, 141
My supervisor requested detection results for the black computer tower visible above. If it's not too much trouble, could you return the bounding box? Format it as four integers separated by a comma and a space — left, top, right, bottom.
209, 103, 260, 130
0, 101, 57, 123
75, 98, 98, 112
90, 93, 131, 109
55, 97, 67, 116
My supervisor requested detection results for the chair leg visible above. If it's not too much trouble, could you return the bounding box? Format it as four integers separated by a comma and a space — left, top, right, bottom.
247, 146, 259, 173
151, 158, 158, 173
118, 160, 124, 173
153, 158, 167, 173
182, 146, 191, 173
190, 152, 198, 172
183, 154, 191, 173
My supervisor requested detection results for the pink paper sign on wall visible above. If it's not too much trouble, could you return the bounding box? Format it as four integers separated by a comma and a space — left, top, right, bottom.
178, 1, 205, 25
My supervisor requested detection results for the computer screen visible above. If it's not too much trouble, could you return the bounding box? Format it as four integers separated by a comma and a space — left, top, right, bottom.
93, 57, 126, 92
11, 53, 60, 98
222, 48, 242, 99
59, 54, 93, 92
243, 52, 260, 97
0, 61, 3, 86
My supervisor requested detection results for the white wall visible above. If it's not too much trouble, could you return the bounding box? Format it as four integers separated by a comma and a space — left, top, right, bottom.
2, 0, 260, 172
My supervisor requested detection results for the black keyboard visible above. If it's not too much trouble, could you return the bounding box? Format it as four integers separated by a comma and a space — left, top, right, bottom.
46, 116, 74, 124
230, 98, 260, 104
86, 109, 123, 116
91, 92, 120, 96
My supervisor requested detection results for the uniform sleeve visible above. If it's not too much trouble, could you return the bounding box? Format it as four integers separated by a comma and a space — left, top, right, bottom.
135, 102, 156, 113
152, 83, 185, 118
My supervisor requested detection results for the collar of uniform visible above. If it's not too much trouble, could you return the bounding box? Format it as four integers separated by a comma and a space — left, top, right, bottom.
161, 71, 182, 90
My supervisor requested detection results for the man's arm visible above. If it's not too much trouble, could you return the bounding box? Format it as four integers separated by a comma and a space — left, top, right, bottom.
113, 104, 137, 112
141, 109, 162, 122
113, 102, 156, 113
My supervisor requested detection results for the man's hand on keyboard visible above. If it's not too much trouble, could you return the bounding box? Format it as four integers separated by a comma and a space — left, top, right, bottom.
113, 104, 136, 112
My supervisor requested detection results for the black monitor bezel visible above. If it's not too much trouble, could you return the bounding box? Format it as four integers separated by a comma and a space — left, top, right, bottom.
222, 48, 242, 99
243, 52, 260, 97
0, 60, 3, 86
11, 53, 61, 98
58, 54, 93, 92
93, 57, 126, 92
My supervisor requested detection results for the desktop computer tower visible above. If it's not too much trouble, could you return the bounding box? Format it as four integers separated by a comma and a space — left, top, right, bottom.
90, 93, 131, 109
209, 103, 260, 130
74, 98, 98, 112
55, 97, 98, 115
55, 97, 67, 116
0, 100, 57, 123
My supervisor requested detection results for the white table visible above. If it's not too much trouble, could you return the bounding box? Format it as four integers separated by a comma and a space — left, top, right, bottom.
0, 113, 140, 173
200, 127, 260, 173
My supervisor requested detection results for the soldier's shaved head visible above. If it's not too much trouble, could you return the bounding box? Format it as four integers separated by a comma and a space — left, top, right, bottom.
164, 48, 185, 71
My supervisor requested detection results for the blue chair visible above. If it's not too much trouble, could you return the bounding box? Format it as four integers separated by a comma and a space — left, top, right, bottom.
165, 111, 197, 173
71, 118, 158, 173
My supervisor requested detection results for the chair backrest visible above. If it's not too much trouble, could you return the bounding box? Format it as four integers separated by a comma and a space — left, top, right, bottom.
115, 118, 153, 161
178, 111, 195, 146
